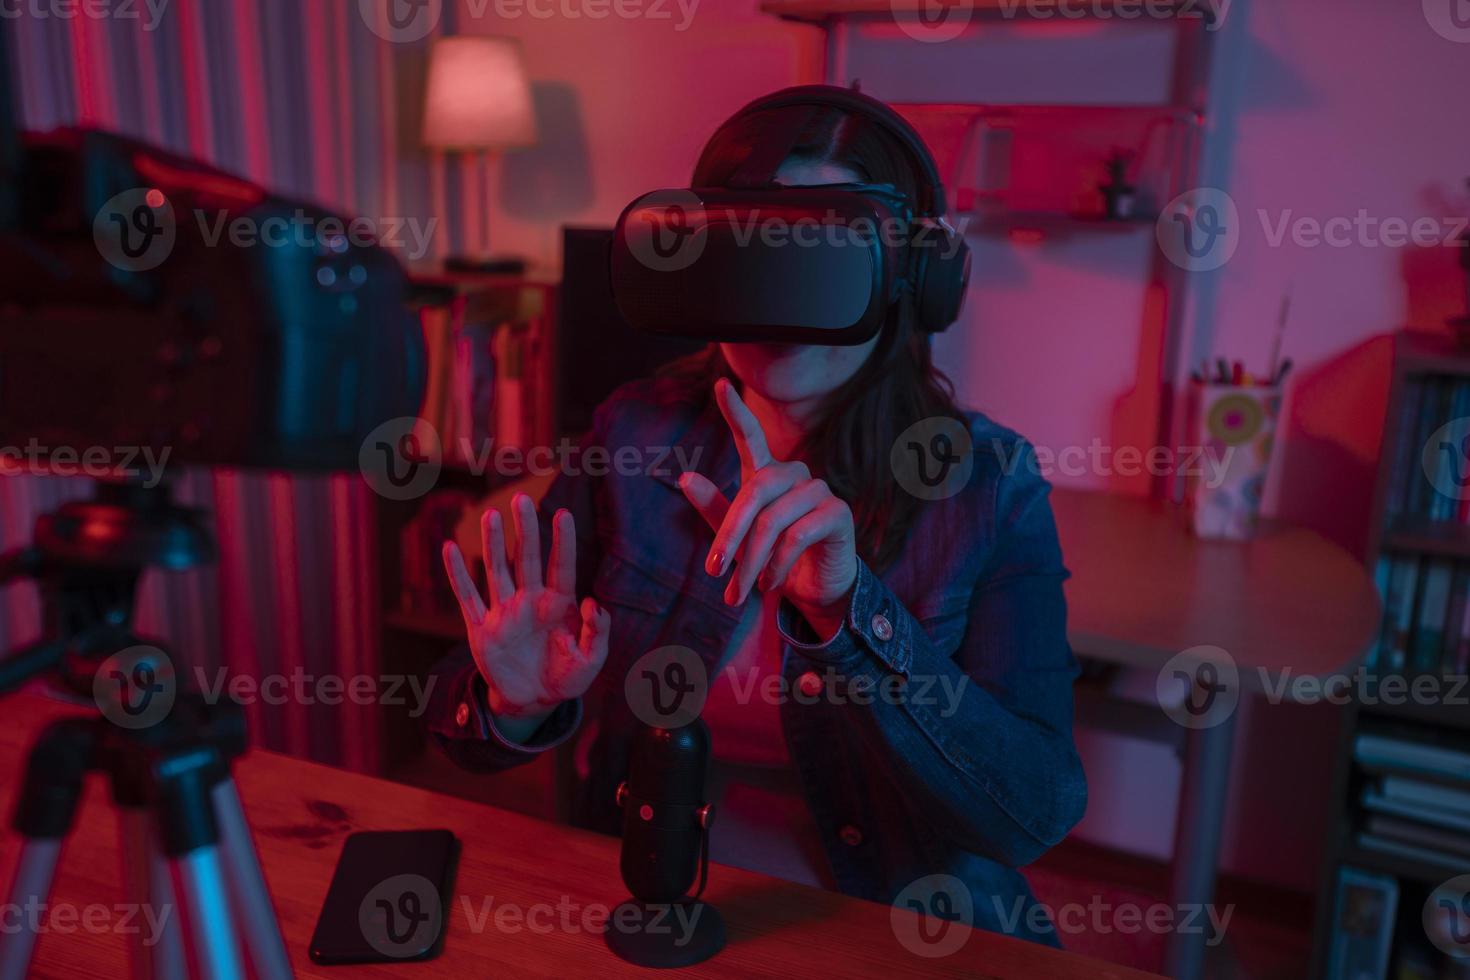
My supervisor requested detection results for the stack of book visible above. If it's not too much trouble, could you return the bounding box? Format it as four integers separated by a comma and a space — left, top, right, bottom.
1383, 375, 1470, 525
1368, 554, 1470, 676
417, 305, 552, 468
1354, 732, 1470, 870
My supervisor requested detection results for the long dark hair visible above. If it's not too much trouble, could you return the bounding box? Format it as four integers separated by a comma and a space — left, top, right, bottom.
662, 103, 965, 570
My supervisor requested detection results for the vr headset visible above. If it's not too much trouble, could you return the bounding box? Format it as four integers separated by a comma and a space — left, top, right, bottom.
610, 86, 971, 347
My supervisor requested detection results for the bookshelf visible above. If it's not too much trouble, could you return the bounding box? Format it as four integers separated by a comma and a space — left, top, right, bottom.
373, 270, 558, 780
1309, 331, 1470, 978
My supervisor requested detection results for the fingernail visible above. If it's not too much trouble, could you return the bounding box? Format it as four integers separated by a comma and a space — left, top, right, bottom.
724, 580, 737, 605
757, 570, 769, 591
706, 550, 725, 576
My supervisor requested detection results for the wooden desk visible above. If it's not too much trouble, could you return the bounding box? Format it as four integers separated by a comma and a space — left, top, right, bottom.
0, 693, 1157, 980
1051, 487, 1380, 979
1053, 487, 1382, 677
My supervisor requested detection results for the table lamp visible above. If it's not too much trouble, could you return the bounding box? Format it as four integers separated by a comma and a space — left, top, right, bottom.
422, 36, 538, 273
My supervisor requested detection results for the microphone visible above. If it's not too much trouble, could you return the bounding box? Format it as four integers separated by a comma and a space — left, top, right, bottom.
605, 717, 725, 967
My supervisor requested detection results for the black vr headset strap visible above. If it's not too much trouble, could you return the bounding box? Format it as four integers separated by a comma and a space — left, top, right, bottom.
725, 103, 821, 189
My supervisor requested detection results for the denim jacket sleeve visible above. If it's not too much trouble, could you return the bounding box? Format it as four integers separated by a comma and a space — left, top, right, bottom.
777, 443, 1087, 867
423, 427, 604, 773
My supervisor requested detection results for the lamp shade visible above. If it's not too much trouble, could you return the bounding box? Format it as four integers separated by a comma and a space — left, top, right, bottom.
422, 37, 537, 151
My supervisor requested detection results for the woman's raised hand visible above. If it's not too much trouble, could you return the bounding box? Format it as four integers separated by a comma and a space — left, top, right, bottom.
442, 494, 611, 736
679, 378, 858, 638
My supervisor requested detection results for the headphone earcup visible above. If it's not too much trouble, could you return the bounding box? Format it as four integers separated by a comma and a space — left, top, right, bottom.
912, 226, 970, 333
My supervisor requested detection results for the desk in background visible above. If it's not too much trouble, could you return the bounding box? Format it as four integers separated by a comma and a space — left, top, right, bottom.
0, 693, 1160, 979
1054, 488, 1381, 979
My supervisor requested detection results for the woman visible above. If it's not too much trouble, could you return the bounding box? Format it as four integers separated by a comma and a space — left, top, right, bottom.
426, 86, 1086, 945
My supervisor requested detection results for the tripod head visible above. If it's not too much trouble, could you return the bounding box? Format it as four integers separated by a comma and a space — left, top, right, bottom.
0, 475, 212, 699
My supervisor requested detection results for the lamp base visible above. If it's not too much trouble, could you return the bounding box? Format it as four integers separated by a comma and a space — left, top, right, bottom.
603, 899, 725, 968
443, 254, 527, 275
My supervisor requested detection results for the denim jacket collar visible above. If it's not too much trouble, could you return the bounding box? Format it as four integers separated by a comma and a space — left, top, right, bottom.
652, 394, 741, 497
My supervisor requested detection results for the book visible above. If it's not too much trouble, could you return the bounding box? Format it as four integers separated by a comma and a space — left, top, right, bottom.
419, 304, 456, 454
1325, 867, 1398, 980
1411, 558, 1455, 676
1368, 556, 1393, 672
1355, 831, 1465, 874
1436, 380, 1470, 521
1457, 578, 1470, 675
1388, 379, 1425, 519
1380, 774, 1470, 814
1364, 813, 1470, 859
1445, 563, 1470, 677
1355, 732, 1470, 782
451, 320, 497, 466
1409, 379, 1445, 521
1444, 564, 1470, 674
1387, 556, 1424, 674
1361, 787, 1470, 835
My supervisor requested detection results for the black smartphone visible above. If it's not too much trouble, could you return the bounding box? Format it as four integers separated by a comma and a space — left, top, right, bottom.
308, 829, 460, 965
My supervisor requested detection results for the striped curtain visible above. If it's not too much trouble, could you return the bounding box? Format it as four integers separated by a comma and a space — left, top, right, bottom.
2, 1, 475, 772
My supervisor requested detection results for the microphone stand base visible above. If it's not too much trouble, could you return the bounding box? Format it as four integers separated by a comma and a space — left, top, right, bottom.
604, 899, 725, 968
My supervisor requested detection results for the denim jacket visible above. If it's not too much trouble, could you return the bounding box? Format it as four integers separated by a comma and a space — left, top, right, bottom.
425, 377, 1087, 945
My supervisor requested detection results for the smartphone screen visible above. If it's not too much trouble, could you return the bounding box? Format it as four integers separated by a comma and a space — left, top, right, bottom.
308, 829, 459, 965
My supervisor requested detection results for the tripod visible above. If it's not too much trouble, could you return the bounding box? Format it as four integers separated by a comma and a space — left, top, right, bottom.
0, 478, 293, 978
0, 695, 293, 980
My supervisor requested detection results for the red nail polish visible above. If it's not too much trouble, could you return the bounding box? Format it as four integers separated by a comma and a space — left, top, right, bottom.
707, 550, 724, 575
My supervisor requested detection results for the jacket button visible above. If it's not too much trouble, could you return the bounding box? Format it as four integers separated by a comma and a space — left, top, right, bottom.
838, 824, 864, 846
871, 614, 893, 641
455, 702, 470, 728
797, 671, 823, 698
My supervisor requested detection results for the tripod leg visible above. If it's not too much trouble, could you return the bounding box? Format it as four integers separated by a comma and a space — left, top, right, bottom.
154, 747, 246, 980
0, 719, 93, 980
173, 845, 245, 980
211, 777, 292, 978
117, 807, 185, 980
0, 840, 61, 980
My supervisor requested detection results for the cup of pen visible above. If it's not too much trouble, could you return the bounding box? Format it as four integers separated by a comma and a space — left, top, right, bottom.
1186, 377, 1283, 540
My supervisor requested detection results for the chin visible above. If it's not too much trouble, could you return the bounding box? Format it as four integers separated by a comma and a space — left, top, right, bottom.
721, 342, 845, 405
